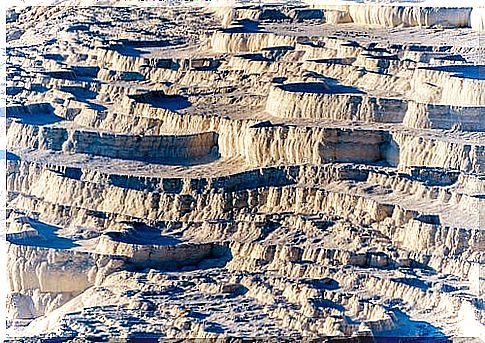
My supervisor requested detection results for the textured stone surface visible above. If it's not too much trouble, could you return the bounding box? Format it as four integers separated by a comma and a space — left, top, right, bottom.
5, 2, 485, 341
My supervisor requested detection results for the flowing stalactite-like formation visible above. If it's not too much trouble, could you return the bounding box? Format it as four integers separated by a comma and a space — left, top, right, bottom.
5, 2, 485, 340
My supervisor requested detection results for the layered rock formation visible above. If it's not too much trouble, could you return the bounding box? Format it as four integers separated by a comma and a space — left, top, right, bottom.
306, 2, 484, 30
6, 2, 484, 341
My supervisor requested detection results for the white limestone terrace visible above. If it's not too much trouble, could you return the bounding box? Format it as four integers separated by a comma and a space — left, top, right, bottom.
5, 3, 485, 342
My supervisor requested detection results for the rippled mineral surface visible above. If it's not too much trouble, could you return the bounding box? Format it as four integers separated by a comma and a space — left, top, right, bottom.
5, 2, 485, 340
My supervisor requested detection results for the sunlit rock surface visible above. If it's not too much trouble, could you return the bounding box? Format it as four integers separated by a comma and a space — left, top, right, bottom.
6, 2, 485, 341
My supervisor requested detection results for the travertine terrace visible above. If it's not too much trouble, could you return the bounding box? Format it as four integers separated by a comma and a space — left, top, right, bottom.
5, 2, 485, 340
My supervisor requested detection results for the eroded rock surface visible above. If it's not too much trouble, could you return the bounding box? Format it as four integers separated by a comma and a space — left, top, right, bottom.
6, 2, 485, 340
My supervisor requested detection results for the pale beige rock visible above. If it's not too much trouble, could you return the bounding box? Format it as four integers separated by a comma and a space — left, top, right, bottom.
6, 4, 485, 341
471, 7, 485, 31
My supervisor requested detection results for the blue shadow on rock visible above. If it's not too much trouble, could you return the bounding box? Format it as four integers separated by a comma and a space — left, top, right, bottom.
302, 277, 340, 290
128, 91, 191, 111
279, 82, 365, 94
6, 151, 19, 160
222, 19, 267, 33
7, 103, 64, 125
6, 220, 78, 249
376, 308, 448, 340
420, 65, 485, 80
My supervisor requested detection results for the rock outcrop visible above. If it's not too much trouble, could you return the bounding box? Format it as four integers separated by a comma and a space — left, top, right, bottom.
6, 3, 484, 341
306, 2, 481, 30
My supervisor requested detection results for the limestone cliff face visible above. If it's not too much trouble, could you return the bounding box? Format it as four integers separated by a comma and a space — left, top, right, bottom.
211, 31, 297, 53
85, 47, 148, 72
389, 131, 484, 174
7, 243, 125, 319
471, 7, 485, 31
325, 9, 353, 24
306, 3, 475, 29
410, 67, 485, 106
93, 235, 216, 268
266, 83, 406, 123
347, 5, 472, 28
6, 4, 485, 340
7, 121, 218, 163
403, 102, 485, 131
7, 244, 123, 295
